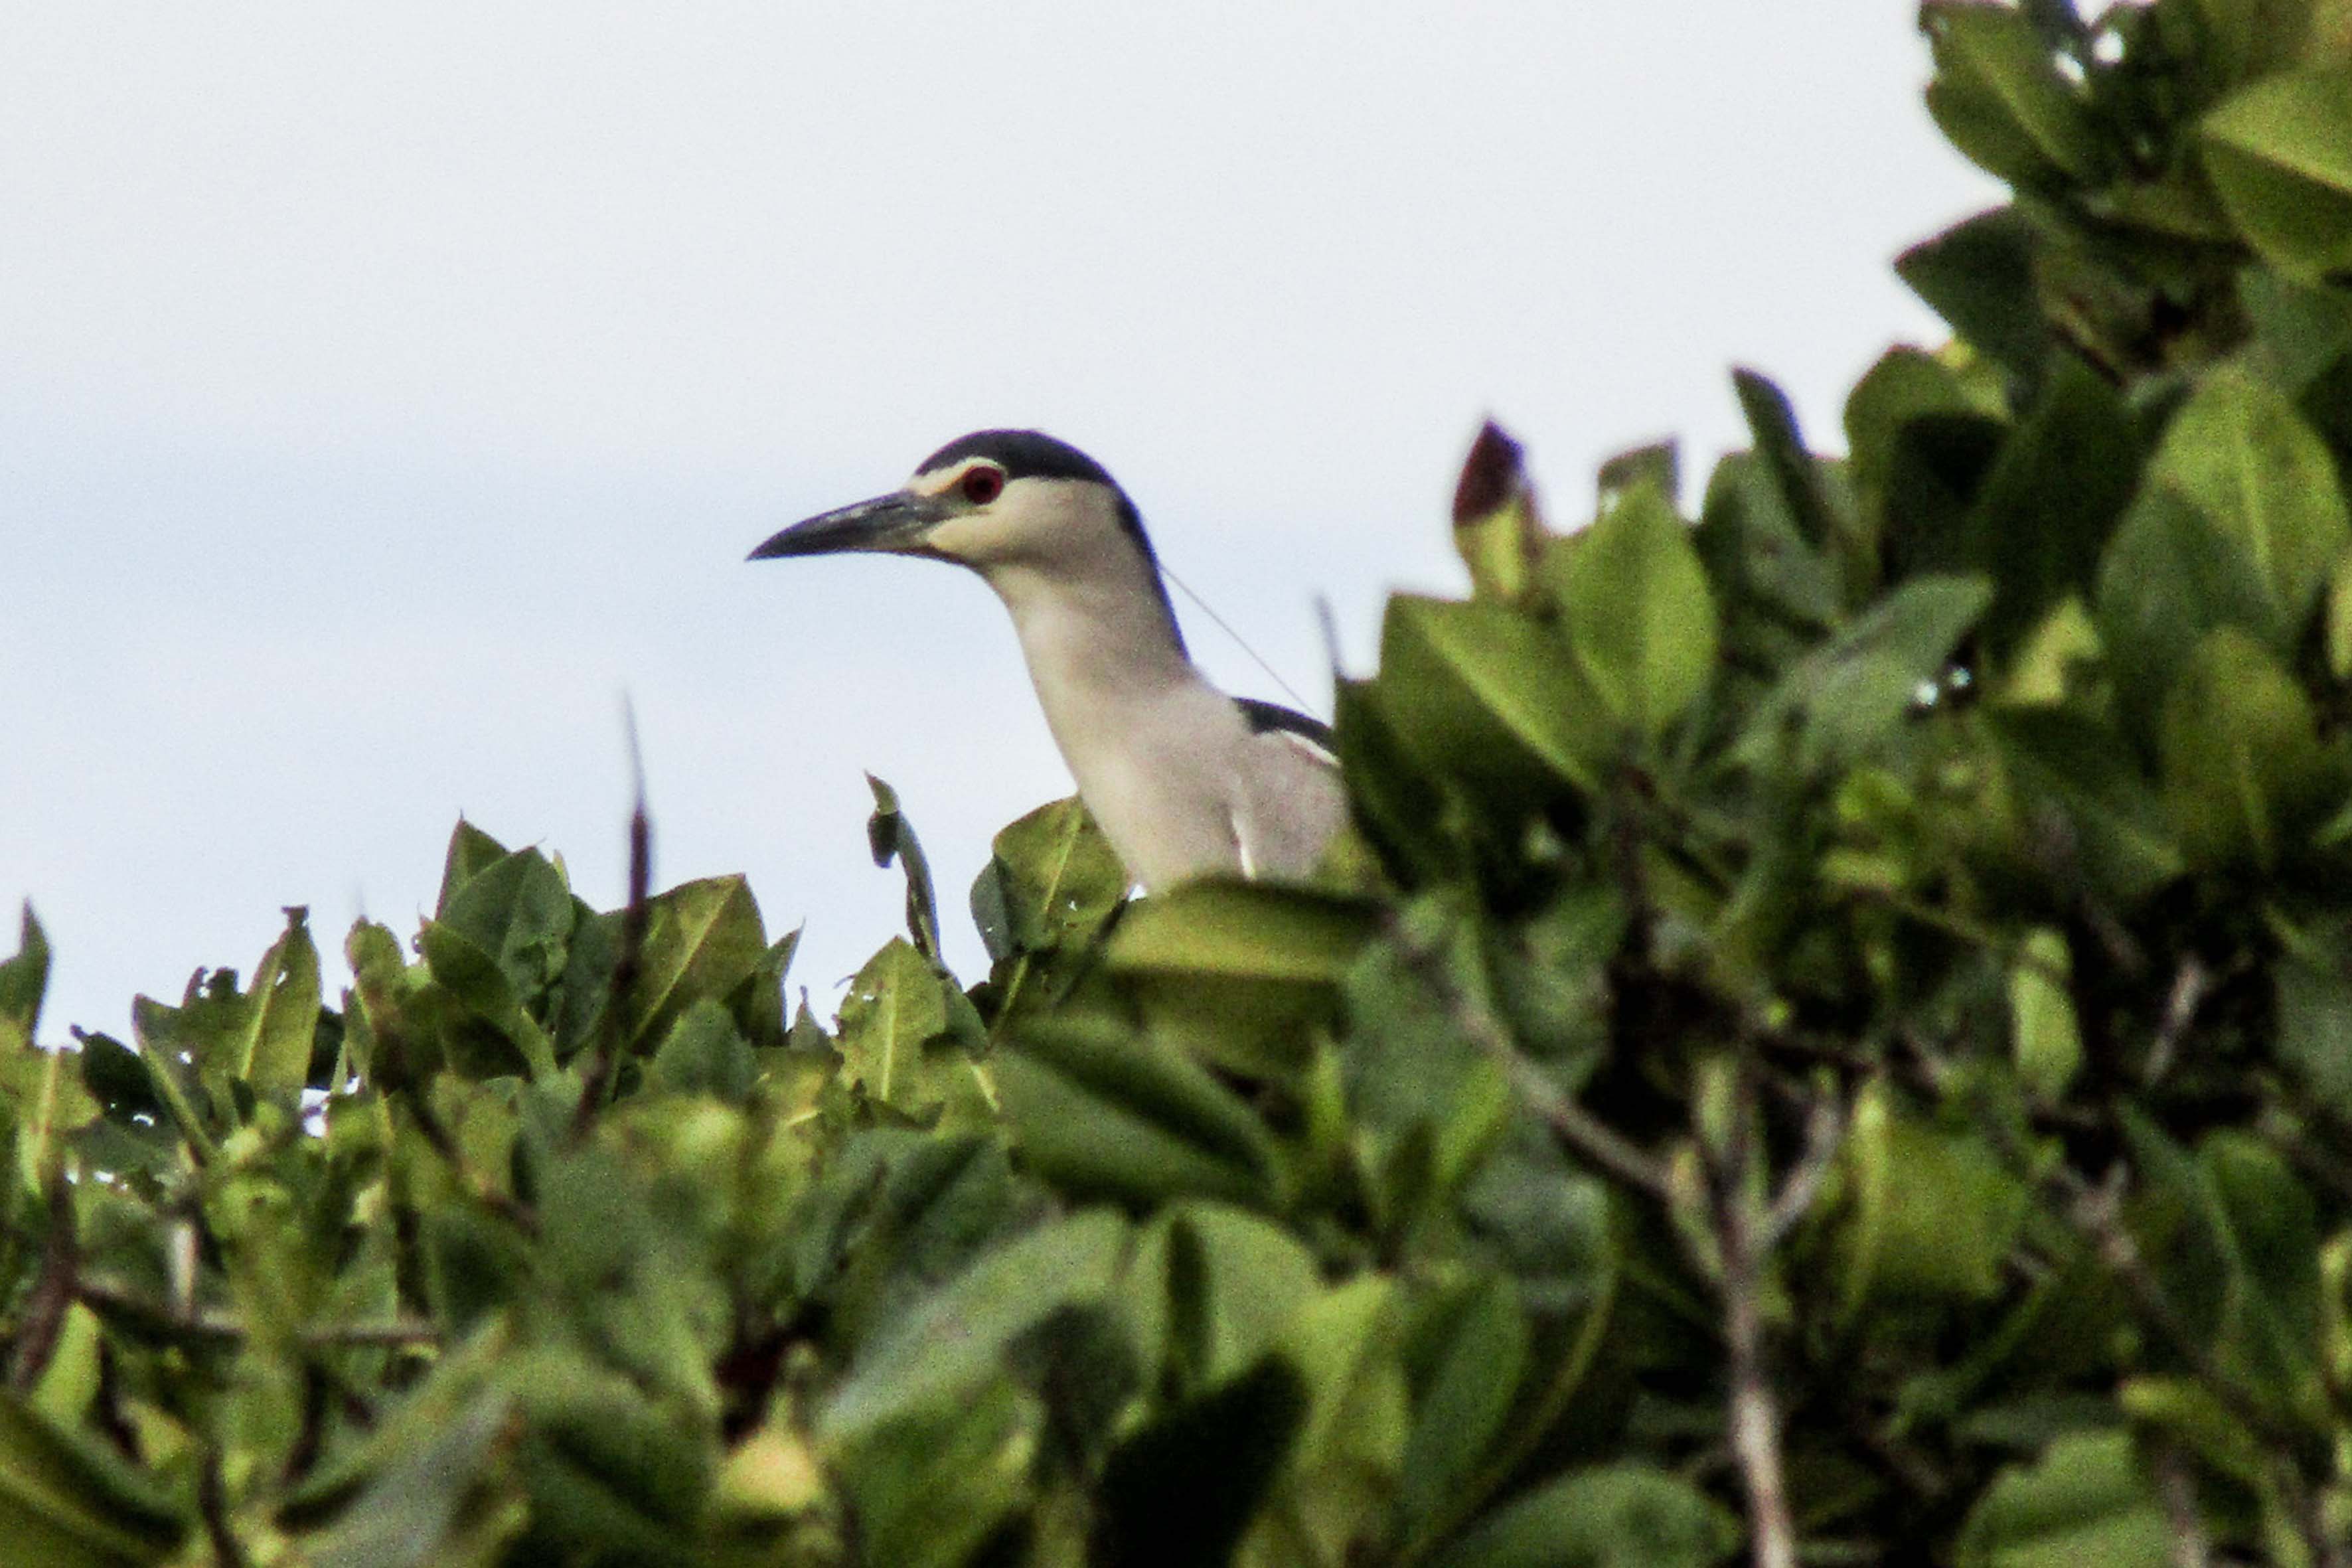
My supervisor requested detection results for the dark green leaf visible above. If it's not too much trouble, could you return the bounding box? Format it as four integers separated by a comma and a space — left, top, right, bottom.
1092, 1357, 1306, 1568
1739, 574, 1992, 770
1430, 1462, 1740, 1568
996, 1022, 1277, 1209
1896, 206, 2048, 378
2201, 66, 2352, 279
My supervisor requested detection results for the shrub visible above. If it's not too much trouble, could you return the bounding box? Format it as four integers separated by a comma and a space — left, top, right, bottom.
6, 3, 2352, 1563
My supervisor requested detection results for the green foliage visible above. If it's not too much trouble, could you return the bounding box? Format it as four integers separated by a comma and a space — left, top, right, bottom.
8, 3, 2352, 1562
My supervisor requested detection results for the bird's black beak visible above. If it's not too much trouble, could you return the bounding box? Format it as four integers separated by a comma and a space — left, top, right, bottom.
747, 491, 950, 562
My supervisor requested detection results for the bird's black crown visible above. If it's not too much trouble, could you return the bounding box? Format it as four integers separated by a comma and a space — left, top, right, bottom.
917, 430, 1117, 487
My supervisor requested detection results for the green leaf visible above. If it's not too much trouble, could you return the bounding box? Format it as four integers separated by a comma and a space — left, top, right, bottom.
1844, 345, 2007, 570
830, 1382, 1026, 1568
2146, 368, 2350, 635
2157, 627, 2335, 870
298, 1388, 516, 1568
0, 1392, 186, 1568
645, 998, 757, 1102
508, 1348, 714, 1529
1739, 574, 1992, 770
224, 906, 321, 1098
1125, 1206, 1322, 1392
125, 992, 221, 1160
2201, 66, 2352, 279
2200, 1133, 2325, 1418
2009, 927, 2082, 1100
1429, 1462, 1740, 1568
1555, 483, 1718, 736
2182, 0, 2316, 86
1255, 1276, 1408, 1564
1109, 882, 1375, 988
835, 937, 958, 1117
0, 906, 48, 1052
1924, 1, 2106, 188
969, 795, 1127, 965
1991, 709, 2185, 903
1733, 367, 1849, 558
1376, 595, 1610, 799
1954, 1431, 2168, 1568
2275, 953, 2352, 1117
1398, 1275, 1528, 1540
1107, 883, 1379, 1081
2122, 1113, 2327, 1424
1957, 354, 2142, 657
416, 921, 556, 1079
434, 845, 574, 1008
2, 1042, 100, 1196
996, 1022, 1278, 1209
1897, 206, 2047, 378
2094, 487, 2278, 742
1836, 1085, 2029, 1312
434, 819, 512, 916
1093, 1357, 1306, 1568
627, 876, 771, 1053
1595, 440, 1679, 511
823, 1210, 1129, 1443
1695, 452, 1842, 642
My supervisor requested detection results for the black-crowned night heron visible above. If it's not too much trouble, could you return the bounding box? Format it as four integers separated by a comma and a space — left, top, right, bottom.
749, 430, 1344, 890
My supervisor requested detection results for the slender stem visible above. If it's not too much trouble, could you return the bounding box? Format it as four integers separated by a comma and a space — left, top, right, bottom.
1709, 1062, 1797, 1568
1761, 1091, 1845, 1250
2141, 955, 2210, 1088
1380, 909, 1672, 1200
2151, 1443, 2211, 1568
572, 791, 654, 1139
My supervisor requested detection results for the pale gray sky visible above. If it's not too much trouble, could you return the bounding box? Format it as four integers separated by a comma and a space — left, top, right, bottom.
3, 3, 2000, 1037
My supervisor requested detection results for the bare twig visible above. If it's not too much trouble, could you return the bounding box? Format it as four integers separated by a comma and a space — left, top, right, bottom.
1760, 1089, 1845, 1250
1707, 1063, 1798, 1568
2141, 955, 2210, 1087
2151, 1443, 2211, 1568
572, 703, 654, 1140
1380, 909, 1672, 1199
2058, 1164, 2301, 1450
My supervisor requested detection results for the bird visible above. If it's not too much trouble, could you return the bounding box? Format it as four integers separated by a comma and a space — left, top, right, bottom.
749, 430, 1345, 891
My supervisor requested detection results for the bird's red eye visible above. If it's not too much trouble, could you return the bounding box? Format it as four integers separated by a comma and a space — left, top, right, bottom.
961, 467, 1005, 505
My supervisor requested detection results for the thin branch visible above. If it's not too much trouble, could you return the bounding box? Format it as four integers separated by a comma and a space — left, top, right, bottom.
2151, 1443, 2211, 1568
572, 713, 654, 1141
2057, 1164, 2300, 1449
2141, 955, 2210, 1088
1380, 910, 1672, 1200
1709, 1061, 1797, 1568
1760, 1089, 1845, 1250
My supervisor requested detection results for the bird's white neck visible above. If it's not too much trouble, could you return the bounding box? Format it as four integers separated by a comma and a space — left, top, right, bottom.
982, 546, 1204, 736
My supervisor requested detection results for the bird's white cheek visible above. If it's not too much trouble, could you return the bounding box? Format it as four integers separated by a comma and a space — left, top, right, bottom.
925, 510, 1052, 568
921, 512, 991, 562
